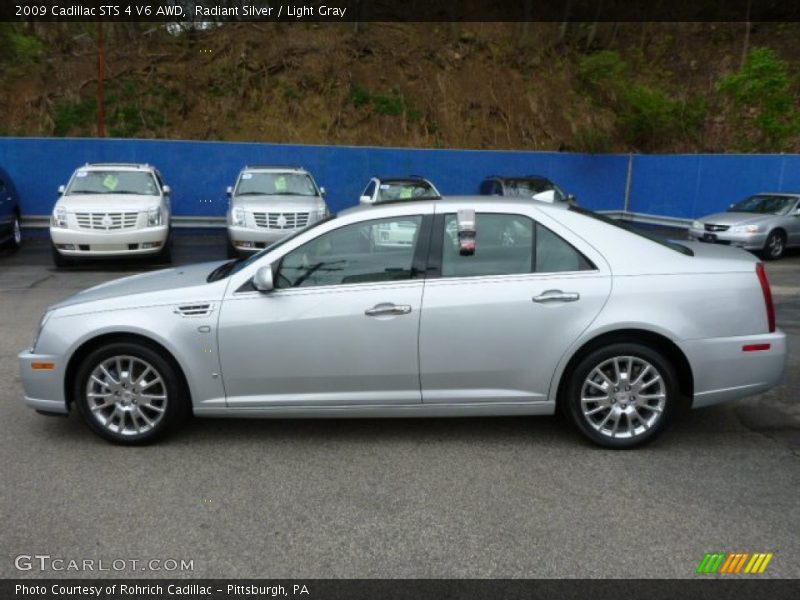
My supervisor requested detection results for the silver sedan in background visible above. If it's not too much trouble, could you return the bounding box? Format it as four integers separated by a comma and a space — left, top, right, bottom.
19, 197, 786, 448
688, 193, 800, 260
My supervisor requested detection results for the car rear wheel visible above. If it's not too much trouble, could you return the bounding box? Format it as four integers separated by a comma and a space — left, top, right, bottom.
74, 342, 189, 444
761, 230, 785, 260
565, 343, 679, 449
2, 213, 22, 251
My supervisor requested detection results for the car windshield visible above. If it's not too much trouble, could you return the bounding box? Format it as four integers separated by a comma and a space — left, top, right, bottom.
236, 172, 318, 197
376, 181, 439, 202
502, 179, 554, 197
728, 194, 796, 215
66, 170, 159, 195
569, 205, 694, 256
207, 215, 336, 282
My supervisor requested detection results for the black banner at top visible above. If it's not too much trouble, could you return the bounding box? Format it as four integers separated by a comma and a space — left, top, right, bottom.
2, 0, 800, 23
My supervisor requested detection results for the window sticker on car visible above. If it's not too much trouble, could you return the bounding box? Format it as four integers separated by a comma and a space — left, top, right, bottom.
102, 174, 119, 190
241, 173, 253, 179
76, 171, 88, 177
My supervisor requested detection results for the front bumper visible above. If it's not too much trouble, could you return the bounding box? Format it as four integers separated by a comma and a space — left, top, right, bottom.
683, 330, 787, 408
687, 227, 767, 251
50, 224, 169, 257
228, 225, 300, 251
18, 349, 68, 414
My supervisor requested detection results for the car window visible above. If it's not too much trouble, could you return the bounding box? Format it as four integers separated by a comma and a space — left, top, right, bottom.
362, 181, 377, 199
441, 213, 534, 277
276, 216, 423, 289
376, 181, 438, 202
66, 170, 159, 196
236, 172, 317, 197
535, 223, 595, 272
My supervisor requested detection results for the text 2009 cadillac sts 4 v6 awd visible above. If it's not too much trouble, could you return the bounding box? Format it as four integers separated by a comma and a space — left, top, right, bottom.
19, 197, 786, 448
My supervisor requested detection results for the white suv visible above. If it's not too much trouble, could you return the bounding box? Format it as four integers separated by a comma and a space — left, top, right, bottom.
51, 163, 172, 266
226, 165, 329, 257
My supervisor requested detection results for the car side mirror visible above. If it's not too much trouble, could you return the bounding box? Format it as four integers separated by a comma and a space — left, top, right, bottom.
320, 186, 326, 197
162, 185, 171, 195
566, 193, 577, 203
532, 190, 557, 203
253, 265, 275, 293
58, 185, 65, 195
359, 195, 373, 204
226, 186, 233, 197
457, 208, 476, 256
794, 208, 800, 216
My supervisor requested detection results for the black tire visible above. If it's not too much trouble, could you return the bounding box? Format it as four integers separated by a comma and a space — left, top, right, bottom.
564, 342, 680, 449
73, 341, 190, 445
226, 236, 240, 259
50, 242, 72, 268
156, 229, 173, 264
760, 230, 785, 261
2, 213, 22, 251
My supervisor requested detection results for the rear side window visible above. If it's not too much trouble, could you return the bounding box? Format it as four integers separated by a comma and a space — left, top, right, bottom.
439, 213, 594, 278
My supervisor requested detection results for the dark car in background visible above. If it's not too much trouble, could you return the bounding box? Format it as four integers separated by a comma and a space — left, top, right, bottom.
0, 166, 22, 252
479, 175, 575, 204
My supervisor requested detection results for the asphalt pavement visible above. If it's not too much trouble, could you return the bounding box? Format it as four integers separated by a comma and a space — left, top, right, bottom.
0, 229, 798, 579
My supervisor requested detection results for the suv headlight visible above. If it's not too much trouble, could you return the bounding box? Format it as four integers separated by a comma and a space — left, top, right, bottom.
147, 207, 162, 226
731, 224, 761, 233
52, 207, 67, 228
231, 207, 246, 227
32, 311, 52, 352
691, 220, 703, 230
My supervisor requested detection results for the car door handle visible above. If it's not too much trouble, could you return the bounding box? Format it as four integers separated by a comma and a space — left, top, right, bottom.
532, 290, 580, 303
365, 303, 412, 317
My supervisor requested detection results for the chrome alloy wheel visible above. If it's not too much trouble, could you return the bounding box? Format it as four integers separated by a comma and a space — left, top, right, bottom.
580, 356, 666, 440
768, 233, 784, 258
13, 217, 21, 245
85, 355, 168, 436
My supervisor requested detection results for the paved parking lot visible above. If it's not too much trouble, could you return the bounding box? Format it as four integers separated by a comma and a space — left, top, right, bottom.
1, 230, 798, 579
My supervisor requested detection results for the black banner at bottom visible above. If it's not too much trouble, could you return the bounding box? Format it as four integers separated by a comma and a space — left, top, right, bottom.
2, 579, 799, 600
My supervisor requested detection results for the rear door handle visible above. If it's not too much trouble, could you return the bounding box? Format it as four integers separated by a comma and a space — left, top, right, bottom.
532, 290, 580, 303
365, 303, 413, 317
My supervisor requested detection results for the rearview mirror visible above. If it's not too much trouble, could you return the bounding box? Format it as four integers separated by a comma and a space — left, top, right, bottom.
253, 266, 274, 293
359, 195, 373, 204
457, 208, 476, 256
162, 185, 171, 195
532, 190, 557, 203
226, 186, 233, 197
58, 185, 65, 195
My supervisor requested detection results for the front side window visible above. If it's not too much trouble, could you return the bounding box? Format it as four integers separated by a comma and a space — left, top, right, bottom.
440, 213, 594, 278
277, 216, 423, 289
66, 170, 159, 195
236, 172, 318, 197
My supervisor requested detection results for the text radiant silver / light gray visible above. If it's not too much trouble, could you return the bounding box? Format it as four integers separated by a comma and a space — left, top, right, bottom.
19, 197, 786, 448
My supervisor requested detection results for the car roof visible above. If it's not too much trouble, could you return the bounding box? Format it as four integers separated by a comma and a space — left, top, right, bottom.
376, 176, 433, 183
242, 165, 308, 173
81, 163, 155, 172
340, 195, 565, 217
750, 191, 800, 197
485, 175, 553, 181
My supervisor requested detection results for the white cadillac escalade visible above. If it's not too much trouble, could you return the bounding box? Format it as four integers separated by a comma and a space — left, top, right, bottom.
50, 163, 172, 266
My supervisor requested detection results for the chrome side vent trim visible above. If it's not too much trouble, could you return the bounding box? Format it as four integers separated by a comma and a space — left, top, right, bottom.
174, 303, 214, 317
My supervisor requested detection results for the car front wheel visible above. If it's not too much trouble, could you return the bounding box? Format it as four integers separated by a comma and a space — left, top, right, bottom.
565, 343, 679, 449
761, 230, 785, 260
2, 213, 22, 251
74, 342, 189, 444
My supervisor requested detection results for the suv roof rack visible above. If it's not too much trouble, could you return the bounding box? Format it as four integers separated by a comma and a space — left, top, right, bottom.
243, 164, 305, 171
85, 162, 150, 168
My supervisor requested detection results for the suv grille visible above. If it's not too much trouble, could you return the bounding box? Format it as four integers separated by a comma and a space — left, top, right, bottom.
704, 223, 730, 232
75, 212, 139, 230
253, 212, 310, 230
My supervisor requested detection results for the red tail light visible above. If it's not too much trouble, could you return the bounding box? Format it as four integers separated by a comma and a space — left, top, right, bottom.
756, 263, 775, 333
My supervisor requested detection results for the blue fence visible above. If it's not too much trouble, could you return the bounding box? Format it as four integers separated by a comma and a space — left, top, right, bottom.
0, 137, 798, 221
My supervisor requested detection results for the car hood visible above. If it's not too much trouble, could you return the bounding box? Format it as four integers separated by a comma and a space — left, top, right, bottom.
56, 194, 162, 212
698, 212, 775, 226
50, 260, 227, 311
232, 194, 324, 211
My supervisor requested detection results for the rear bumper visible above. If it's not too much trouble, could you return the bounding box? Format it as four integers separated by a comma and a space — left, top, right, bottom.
17, 349, 68, 414
50, 225, 169, 257
683, 331, 787, 408
687, 227, 767, 251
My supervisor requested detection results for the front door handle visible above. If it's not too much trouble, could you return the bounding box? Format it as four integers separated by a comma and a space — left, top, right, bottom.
532, 290, 580, 303
365, 303, 412, 317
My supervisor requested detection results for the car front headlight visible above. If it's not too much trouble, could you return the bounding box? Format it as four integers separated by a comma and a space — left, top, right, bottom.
231, 207, 246, 227
730, 224, 761, 233
692, 220, 703, 230
32, 311, 52, 352
52, 207, 67, 228
147, 207, 162, 226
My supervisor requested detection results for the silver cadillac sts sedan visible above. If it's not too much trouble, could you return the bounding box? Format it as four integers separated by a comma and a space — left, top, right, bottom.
19, 197, 786, 448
